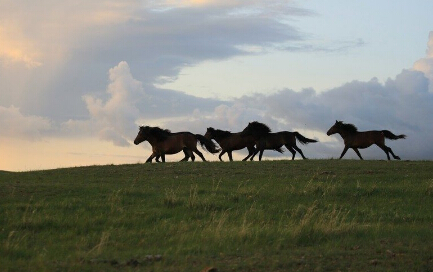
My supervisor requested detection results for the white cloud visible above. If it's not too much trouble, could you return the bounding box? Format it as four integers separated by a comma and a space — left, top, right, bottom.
413, 31, 433, 92
64, 61, 143, 146
0, 105, 52, 140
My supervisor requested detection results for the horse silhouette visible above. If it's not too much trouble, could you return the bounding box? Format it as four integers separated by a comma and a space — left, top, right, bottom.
326, 120, 406, 160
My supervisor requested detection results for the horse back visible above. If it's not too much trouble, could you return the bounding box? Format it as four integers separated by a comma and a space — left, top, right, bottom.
346, 130, 384, 148
257, 132, 294, 149
156, 132, 197, 154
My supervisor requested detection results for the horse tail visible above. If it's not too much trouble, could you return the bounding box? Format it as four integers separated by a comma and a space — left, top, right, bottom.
293, 132, 318, 145
195, 134, 221, 153
382, 130, 406, 140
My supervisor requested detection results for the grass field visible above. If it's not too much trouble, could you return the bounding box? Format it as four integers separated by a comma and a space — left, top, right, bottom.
1, 160, 433, 271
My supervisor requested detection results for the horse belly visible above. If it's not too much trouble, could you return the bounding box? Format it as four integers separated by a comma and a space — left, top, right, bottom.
164, 148, 183, 154
351, 133, 376, 149
260, 139, 282, 150
221, 136, 248, 151
228, 141, 248, 151
163, 136, 187, 154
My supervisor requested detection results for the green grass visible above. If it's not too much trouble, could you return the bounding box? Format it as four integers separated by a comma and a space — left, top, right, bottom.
1, 160, 433, 271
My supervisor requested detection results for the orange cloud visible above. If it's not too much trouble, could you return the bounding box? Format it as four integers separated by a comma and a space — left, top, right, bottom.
0, 26, 42, 68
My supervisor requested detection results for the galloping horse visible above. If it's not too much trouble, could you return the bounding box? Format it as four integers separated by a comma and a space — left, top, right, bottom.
326, 120, 406, 160
134, 126, 220, 163
241, 121, 318, 161
204, 127, 256, 161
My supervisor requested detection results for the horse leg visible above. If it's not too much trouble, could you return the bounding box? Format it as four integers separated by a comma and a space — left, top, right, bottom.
258, 150, 264, 161
180, 148, 190, 162
387, 147, 401, 160
243, 146, 255, 161
160, 154, 166, 163
376, 144, 398, 160
146, 153, 156, 163
190, 150, 196, 161
294, 145, 308, 159
193, 148, 207, 162
218, 150, 226, 162
286, 146, 296, 160
352, 148, 364, 160
339, 146, 349, 159
184, 148, 195, 161
228, 151, 234, 162
250, 148, 260, 161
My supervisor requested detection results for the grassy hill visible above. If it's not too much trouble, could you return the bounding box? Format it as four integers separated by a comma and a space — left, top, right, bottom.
1, 160, 433, 271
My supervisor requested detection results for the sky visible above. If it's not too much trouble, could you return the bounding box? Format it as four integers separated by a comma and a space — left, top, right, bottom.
1, 0, 433, 171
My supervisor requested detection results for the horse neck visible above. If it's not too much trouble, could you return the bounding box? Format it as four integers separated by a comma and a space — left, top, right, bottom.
336, 129, 354, 139
212, 131, 231, 142
144, 134, 161, 146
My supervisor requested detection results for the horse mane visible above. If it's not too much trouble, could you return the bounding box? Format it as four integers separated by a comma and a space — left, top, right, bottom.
142, 126, 172, 141
242, 121, 272, 135
208, 127, 232, 139
339, 122, 358, 133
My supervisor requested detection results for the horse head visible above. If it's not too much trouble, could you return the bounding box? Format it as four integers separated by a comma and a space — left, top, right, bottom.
327, 121, 358, 136
326, 120, 341, 136
204, 127, 215, 139
134, 126, 149, 145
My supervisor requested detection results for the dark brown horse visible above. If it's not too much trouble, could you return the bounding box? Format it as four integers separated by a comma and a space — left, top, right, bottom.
134, 126, 220, 163
241, 121, 318, 161
204, 127, 256, 161
326, 120, 406, 160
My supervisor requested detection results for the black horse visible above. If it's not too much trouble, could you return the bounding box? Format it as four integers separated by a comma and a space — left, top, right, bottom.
204, 127, 256, 161
241, 121, 318, 161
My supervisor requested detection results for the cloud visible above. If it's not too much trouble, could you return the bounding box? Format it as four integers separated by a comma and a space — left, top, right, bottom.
413, 31, 433, 92
280, 38, 366, 53
84, 48, 433, 160
4, 27, 433, 161
0, 105, 52, 140
4, 45, 433, 162
2, 1, 433, 166
61, 61, 226, 143
0, 1, 310, 123
157, 67, 433, 160
0, 26, 42, 68
65, 61, 142, 146
229, 68, 433, 159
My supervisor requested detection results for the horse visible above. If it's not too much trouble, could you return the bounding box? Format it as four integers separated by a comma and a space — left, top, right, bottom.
204, 127, 256, 161
241, 121, 318, 161
326, 120, 406, 160
134, 126, 220, 163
